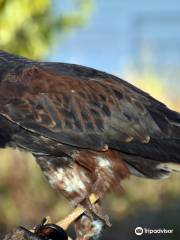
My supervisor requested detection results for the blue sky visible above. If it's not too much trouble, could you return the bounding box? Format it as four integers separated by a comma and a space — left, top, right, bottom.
49, 0, 180, 83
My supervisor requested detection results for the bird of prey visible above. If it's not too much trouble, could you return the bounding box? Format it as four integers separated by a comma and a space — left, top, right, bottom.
0, 50, 180, 240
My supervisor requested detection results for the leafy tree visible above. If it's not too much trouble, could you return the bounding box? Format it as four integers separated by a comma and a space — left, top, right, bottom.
0, 0, 93, 59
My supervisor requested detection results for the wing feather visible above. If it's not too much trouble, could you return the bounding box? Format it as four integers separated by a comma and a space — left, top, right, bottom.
0, 63, 178, 152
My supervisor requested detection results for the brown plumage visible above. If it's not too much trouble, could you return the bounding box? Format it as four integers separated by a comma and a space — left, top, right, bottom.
0, 50, 180, 239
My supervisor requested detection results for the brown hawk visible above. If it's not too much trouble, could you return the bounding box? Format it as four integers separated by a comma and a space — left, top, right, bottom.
0, 50, 179, 239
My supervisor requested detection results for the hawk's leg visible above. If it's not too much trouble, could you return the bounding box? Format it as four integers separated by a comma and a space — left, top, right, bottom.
80, 197, 111, 227
73, 150, 129, 228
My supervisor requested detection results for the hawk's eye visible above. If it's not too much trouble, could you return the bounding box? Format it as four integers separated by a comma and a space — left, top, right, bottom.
37, 224, 68, 240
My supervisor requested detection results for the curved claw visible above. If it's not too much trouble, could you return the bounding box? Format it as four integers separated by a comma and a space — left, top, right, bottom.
77, 196, 111, 227
87, 199, 111, 227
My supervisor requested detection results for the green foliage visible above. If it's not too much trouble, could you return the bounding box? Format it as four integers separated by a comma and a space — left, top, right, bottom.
0, 0, 93, 59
